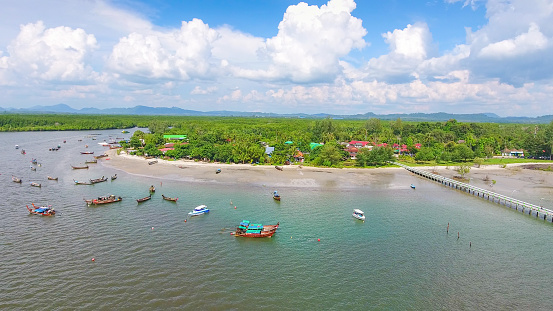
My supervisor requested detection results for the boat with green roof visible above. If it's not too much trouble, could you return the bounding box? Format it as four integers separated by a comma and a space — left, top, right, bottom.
233, 220, 279, 238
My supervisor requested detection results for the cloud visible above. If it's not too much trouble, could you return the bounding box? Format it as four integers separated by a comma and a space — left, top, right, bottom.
363, 23, 435, 83
233, 0, 367, 83
478, 23, 548, 58
107, 18, 219, 81
191, 86, 218, 95
4, 21, 98, 82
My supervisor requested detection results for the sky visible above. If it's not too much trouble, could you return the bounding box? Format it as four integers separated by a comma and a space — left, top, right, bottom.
0, 0, 552, 117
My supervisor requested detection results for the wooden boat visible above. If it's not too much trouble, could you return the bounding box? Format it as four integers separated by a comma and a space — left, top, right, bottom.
233, 220, 279, 238
94, 154, 108, 159
12, 176, 22, 183
21, 149, 26, 154
74, 179, 92, 185
273, 191, 281, 201
149, 185, 156, 193
47, 176, 58, 181
85, 159, 98, 164
30, 166, 36, 171
26, 203, 55, 216
109, 145, 120, 149
148, 160, 158, 165
90, 176, 108, 184
30, 182, 41, 187
122, 130, 130, 133
31, 158, 38, 164
80, 151, 94, 154
71, 165, 89, 169
216, 168, 221, 174
15, 144, 19, 149
85, 195, 123, 205
162, 194, 178, 202
136, 194, 152, 203
111, 174, 117, 180
410, 184, 416, 189
275, 166, 283, 171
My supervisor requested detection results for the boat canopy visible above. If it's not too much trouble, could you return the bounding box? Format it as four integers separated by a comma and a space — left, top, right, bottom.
35, 207, 49, 213
353, 209, 364, 214
194, 205, 207, 210
242, 220, 250, 224
249, 224, 263, 229
238, 226, 247, 230
246, 230, 261, 234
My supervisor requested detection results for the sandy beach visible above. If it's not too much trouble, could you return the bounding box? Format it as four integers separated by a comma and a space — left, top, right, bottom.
102, 150, 553, 207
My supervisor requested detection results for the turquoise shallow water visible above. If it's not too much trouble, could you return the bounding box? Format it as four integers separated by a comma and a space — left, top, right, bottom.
1, 129, 553, 310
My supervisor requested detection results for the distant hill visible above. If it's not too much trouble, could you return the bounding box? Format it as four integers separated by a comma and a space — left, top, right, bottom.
1, 104, 552, 124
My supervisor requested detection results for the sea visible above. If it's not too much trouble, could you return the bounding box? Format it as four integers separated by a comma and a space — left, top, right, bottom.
2, 129, 553, 310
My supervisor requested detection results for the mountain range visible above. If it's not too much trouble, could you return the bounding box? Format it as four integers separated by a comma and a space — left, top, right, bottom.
1, 104, 551, 124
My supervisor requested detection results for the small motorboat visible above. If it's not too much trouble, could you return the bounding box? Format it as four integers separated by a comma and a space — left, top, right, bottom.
81, 151, 94, 154
85, 195, 122, 205
30, 182, 41, 187
12, 176, 22, 183
26, 203, 55, 216
162, 194, 178, 202
15, 145, 19, 149
85, 159, 98, 164
216, 168, 221, 174
47, 176, 58, 181
149, 185, 156, 193
136, 194, 152, 203
111, 174, 117, 181
353, 209, 365, 221
410, 184, 416, 189
71, 165, 89, 169
273, 191, 281, 201
148, 160, 158, 165
188, 205, 209, 216
30, 166, 37, 171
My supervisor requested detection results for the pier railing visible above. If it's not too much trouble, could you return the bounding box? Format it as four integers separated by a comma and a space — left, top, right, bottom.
393, 162, 553, 222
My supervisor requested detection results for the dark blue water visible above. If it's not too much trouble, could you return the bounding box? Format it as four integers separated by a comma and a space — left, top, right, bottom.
1, 129, 553, 310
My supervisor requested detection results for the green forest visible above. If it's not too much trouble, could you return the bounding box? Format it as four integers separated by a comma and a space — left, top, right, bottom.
2, 114, 553, 167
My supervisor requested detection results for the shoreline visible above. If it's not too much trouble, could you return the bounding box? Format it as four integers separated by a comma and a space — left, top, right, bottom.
101, 150, 553, 206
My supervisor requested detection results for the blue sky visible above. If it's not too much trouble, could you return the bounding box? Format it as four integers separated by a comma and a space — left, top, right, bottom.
0, 0, 552, 116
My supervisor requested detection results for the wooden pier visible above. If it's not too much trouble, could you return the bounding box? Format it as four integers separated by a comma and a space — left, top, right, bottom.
394, 162, 553, 222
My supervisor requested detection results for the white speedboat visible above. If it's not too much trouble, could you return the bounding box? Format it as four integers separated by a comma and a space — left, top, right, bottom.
352, 209, 365, 221
188, 205, 209, 216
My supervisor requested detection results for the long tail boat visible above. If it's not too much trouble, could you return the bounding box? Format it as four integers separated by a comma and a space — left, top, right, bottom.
85, 159, 98, 164
74, 179, 92, 185
47, 176, 58, 180
26, 203, 55, 216
85, 195, 123, 205
137, 194, 152, 203
162, 194, 178, 202
80, 151, 94, 154
90, 176, 108, 184
30, 182, 41, 187
233, 220, 279, 238
12, 176, 22, 183
71, 165, 89, 169
93, 154, 108, 159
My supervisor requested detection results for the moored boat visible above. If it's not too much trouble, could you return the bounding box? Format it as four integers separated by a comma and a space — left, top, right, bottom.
30, 182, 41, 187
12, 176, 22, 183
148, 160, 158, 165
80, 151, 94, 154
122, 130, 130, 133
85, 159, 98, 164
90, 176, 108, 184
71, 165, 89, 169
74, 179, 92, 185
162, 194, 178, 202
15, 145, 19, 149
353, 209, 365, 221
410, 184, 416, 189
273, 191, 281, 201
47, 176, 58, 181
233, 220, 279, 238
149, 185, 156, 193
94, 154, 108, 159
136, 194, 152, 203
85, 195, 123, 205
188, 205, 209, 216
111, 174, 117, 180
26, 203, 55, 216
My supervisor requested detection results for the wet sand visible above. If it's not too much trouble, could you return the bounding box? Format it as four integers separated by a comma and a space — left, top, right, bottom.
101, 150, 553, 207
